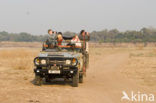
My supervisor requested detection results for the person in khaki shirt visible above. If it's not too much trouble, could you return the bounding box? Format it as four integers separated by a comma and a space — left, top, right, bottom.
46, 29, 57, 47
79, 30, 90, 69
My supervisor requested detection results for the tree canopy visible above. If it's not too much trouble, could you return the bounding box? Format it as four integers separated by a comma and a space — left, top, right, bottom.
0, 27, 156, 43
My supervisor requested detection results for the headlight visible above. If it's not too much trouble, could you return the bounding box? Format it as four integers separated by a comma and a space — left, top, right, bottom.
34, 58, 39, 65
66, 60, 71, 65
72, 58, 77, 66
41, 59, 46, 65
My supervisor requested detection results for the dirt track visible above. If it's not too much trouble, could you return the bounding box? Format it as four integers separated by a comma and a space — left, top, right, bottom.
0, 48, 154, 103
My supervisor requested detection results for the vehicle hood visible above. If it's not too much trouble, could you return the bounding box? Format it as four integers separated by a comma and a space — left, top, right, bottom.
38, 51, 81, 58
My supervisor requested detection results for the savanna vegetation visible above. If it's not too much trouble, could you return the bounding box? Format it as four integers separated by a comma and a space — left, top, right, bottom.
0, 27, 156, 43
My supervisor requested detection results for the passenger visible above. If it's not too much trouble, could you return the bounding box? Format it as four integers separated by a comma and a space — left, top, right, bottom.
79, 30, 90, 69
57, 32, 63, 46
71, 35, 81, 47
46, 29, 58, 46
79, 30, 90, 52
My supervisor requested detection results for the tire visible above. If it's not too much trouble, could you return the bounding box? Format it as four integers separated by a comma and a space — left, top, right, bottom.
72, 71, 79, 87
34, 75, 42, 86
79, 74, 83, 83
45, 78, 51, 83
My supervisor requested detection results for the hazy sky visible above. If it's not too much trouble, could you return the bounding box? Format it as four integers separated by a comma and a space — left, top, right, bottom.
0, 0, 156, 35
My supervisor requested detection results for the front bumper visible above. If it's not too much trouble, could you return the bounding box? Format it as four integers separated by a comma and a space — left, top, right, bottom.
34, 67, 78, 76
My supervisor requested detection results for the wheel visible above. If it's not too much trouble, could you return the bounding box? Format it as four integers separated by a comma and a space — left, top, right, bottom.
79, 74, 83, 83
72, 71, 79, 87
45, 78, 50, 82
45, 78, 51, 83
34, 75, 42, 86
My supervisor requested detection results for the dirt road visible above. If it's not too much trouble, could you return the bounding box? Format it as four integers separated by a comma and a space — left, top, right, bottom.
0, 49, 152, 103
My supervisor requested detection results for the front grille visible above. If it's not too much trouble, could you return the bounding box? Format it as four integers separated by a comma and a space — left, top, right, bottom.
49, 60, 65, 65
49, 58, 66, 65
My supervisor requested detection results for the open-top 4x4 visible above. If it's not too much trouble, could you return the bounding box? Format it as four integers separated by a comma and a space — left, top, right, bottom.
34, 40, 87, 87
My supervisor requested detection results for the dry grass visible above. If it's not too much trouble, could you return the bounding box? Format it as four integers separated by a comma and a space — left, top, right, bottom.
122, 47, 156, 87
1, 42, 156, 103
1, 42, 156, 88
0, 41, 42, 48
0, 48, 40, 70
0, 46, 126, 71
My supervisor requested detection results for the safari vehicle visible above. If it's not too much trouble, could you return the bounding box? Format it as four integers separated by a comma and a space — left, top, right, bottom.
33, 40, 87, 87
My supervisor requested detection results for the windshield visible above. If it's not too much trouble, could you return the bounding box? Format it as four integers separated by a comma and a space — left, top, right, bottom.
43, 47, 81, 52
43, 40, 83, 52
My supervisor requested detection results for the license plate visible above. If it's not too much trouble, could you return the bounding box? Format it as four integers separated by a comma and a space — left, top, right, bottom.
48, 70, 60, 74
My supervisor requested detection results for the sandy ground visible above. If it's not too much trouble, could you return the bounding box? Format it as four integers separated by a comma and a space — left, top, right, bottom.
0, 47, 156, 103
